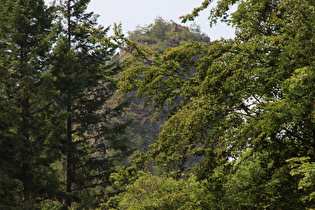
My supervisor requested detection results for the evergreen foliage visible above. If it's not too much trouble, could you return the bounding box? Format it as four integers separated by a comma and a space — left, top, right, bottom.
128, 16, 210, 53
51, 0, 132, 208
0, 0, 132, 208
0, 0, 61, 207
1, 0, 315, 209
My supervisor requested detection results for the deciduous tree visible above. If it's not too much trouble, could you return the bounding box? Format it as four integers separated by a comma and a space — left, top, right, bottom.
116, 0, 315, 208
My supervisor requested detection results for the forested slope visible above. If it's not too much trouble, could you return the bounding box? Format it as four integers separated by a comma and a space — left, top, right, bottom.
1, 0, 315, 209
107, 0, 315, 209
121, 17, 210, 153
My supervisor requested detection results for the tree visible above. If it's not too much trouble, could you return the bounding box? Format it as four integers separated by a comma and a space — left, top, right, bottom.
0, 0, 61, 207
115, 0, 315, 208
128, 17, 210, 53
51, 0, 132, 208
103, 171, 208, 210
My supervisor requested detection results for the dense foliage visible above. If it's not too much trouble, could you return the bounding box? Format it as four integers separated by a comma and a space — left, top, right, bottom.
113, 0, 315, 209
127, 17, 209, 53
0, 0, 61, 208
0, 0, 131, 208
1, 0, 315, 209
51, 0, 132, 208
104, 172, 208, 210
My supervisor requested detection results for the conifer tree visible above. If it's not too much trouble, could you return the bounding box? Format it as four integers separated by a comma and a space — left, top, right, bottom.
0, 0, 61, 207
51, 0, 132, 208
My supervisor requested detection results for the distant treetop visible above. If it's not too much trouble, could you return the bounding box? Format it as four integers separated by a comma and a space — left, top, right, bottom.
128, 17, 210, 53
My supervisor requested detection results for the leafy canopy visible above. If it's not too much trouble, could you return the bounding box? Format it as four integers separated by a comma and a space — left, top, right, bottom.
114, 0, 315, 208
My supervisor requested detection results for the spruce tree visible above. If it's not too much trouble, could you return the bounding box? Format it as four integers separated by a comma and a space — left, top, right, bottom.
0, 0, 61, 207
51, 0, 132, 208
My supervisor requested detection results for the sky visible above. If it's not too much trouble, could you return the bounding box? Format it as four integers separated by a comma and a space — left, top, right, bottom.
46, 0, 236, 40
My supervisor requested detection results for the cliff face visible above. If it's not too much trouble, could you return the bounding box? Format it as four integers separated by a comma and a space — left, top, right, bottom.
123, 17, 210, 153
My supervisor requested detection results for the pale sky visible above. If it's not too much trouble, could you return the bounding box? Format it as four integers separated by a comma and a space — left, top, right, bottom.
46, 0, 236, 40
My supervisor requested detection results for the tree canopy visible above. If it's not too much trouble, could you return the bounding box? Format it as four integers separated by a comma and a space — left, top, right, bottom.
0, 0, 132, 208
113, 0, 315, 208
127, 17, 210, 53
0, 0, 61, 207
1, 0, 315, 209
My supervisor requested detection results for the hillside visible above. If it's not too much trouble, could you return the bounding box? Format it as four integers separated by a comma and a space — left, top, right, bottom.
123, 17, 210, 153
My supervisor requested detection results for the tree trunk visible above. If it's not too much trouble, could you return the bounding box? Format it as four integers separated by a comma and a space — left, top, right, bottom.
66, 104, 72, 207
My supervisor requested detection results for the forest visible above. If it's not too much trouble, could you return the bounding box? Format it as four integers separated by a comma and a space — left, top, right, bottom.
0, 0, 314, 209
